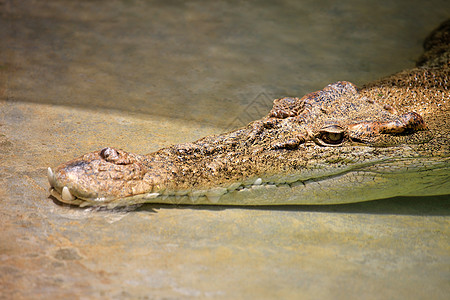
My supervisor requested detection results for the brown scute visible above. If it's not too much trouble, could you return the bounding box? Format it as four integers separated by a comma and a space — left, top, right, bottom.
269, 97, 304, 118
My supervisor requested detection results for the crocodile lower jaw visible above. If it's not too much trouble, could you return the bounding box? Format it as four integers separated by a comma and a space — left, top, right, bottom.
48, 166, 314, 207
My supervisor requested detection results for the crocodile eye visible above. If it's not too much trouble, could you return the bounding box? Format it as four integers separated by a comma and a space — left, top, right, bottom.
322, 132, 344, 144
317, 125, 346, 145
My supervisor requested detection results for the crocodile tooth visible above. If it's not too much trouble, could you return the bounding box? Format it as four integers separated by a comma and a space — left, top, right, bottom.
144, 193, 160, 199
206, 195, 220, 203
189, 190, 205, 202
205, 187, 227, 203
79, 201, 90, 208
62, 186, 76, 201
47, 167, 56, 187
188, 193, 199, 202
254, 178, 262, 185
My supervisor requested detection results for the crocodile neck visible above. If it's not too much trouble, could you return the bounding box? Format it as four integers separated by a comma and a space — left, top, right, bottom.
361, 66, 449, 157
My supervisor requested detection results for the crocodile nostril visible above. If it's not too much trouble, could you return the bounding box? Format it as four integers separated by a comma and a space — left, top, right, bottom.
100, 147, 120, 162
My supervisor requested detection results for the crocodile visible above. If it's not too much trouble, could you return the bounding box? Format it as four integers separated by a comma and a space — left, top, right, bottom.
48, 20, 450, 208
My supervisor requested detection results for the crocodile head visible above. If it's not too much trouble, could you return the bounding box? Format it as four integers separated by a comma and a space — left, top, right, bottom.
48, 80, 448, 208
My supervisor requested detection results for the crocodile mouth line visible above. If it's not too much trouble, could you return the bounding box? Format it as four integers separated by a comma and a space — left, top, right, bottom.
47, 160, 396, 208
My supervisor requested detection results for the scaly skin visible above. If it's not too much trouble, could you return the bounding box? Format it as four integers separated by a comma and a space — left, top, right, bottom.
48, 20, 450, 207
